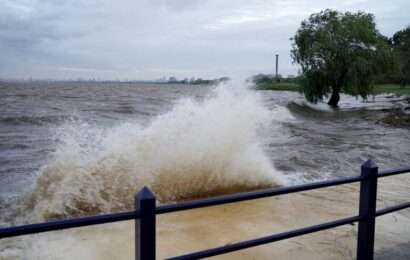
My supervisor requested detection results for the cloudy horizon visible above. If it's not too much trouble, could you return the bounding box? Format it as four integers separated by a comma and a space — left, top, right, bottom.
1, 0, 409, 81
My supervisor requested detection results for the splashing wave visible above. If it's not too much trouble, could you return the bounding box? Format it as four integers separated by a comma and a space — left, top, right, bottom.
28, 85, 288, 219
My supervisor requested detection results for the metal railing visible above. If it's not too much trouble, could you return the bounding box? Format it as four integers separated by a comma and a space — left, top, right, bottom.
1, 160, 410, 260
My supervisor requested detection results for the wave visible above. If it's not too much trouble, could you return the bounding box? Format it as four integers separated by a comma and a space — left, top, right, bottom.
27, 84, 287, 220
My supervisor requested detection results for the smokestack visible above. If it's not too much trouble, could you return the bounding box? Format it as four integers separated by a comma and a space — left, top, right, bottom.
275, 54, 279, 79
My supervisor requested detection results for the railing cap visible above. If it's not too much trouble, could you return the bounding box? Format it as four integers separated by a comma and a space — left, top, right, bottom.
136, 186, 155, 200
362, 159, 378, 169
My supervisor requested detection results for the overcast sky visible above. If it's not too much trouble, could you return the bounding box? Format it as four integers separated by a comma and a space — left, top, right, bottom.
0, 0, 409, 80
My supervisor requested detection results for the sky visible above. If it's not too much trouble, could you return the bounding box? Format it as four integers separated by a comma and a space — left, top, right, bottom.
0, 0, 409, 81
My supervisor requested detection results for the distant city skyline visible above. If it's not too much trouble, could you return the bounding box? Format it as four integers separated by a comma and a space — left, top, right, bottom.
1, 0, 409, 80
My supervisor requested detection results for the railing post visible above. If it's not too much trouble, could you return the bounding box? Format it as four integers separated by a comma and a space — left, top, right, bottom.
357, 160, 378, 260
135, 187, 156, 260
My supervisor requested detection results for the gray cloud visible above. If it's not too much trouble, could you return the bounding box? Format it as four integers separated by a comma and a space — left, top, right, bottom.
0, 0, 409, 80
151, 0, 204, 11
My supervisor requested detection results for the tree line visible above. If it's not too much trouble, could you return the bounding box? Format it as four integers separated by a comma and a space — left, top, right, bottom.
378, 27, 410, 86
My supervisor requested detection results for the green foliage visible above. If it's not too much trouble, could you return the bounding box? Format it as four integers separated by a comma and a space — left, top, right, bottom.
251, 74, 301, 85
391, 26, 410, 86
291, 9, 395, 106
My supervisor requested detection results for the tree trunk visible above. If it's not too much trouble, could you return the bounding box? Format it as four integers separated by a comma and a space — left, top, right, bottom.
328, 90, 340, 107
328, 67, 347, 107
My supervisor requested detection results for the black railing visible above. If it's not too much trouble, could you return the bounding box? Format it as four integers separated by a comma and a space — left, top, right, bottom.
1, 160, 410, 260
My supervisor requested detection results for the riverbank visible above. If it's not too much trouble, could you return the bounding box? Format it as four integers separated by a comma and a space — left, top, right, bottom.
255, 82, 410, 96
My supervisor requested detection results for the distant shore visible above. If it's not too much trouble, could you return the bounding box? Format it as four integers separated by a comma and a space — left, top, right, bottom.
0, 77, 230, 86
255, 82, 410, 96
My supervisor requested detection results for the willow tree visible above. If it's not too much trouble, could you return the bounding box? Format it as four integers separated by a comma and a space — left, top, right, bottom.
291, 9, 394, 107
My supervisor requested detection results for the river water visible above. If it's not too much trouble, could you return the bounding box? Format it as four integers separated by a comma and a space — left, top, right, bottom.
0, 81, 409, 259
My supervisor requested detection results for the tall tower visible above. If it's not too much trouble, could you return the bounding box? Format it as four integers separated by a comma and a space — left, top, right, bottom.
275, 54, 279, 79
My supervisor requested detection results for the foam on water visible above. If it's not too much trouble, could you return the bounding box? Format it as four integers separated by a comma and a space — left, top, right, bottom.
26, 83, 288, 220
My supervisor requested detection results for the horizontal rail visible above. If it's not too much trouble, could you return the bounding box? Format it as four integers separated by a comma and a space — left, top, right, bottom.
0, 175, 363, 239
0, 166, 409, 240
0, 210, 138, 239
376, 202, 410, 217
378, 167, 410, 178
166, 215, 362, 260
157, 175, 363, 214
168, 199, 410, 260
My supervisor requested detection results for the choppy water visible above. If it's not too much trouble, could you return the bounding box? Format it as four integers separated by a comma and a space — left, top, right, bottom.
0, 81, 202, 199
0, 81, 409, 259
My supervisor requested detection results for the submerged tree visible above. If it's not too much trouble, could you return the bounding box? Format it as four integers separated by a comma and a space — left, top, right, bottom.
291, 9, 394, 107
